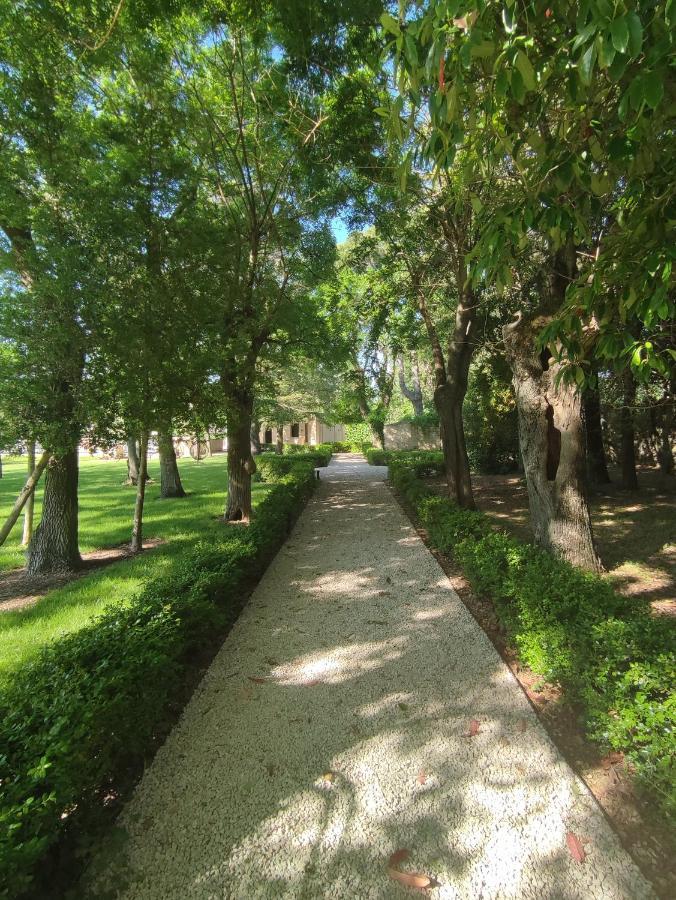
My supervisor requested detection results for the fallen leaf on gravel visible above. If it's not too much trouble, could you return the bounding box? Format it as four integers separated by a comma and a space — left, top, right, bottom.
467, 719, 480, 737
417, 771, 427, 785
389, 849, 410, 868
516, 718, 528, 733
302, 678, 321, 686
566, 832, 586, 863
321, 771, 335, 782
248, 676, 271, 684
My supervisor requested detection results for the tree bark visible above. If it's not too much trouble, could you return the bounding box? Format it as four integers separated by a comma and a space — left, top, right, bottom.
583, 377, 611, 485
225, 397, 256, 522
250, 420, 262, 456
620, 369, 639, 491
158, 429, 186, 499
26, 449, 81, 576
126, 436, 141, 485
130, 432, 149, 552
398, 354, 424, 417
22, 441, 37, 546
657, 389, 674, 475
275, 424, 284, 455
0, 448, 50, 548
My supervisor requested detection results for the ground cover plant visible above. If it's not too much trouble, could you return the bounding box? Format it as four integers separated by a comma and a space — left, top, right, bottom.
386, 456, 676, 826
0, 456, 274, 684
0, 460, 316, 898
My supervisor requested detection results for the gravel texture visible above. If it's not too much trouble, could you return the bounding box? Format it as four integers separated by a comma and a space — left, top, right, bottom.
86, 454, 654, 899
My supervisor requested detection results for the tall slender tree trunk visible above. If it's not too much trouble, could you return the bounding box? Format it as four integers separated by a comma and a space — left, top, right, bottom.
503, 247, 601, 572
583, 376, 611, 485
22, 441, 37, 546
0, 448, 50, 548
275, 424, 284, 455
158, 429, 186, 499
398, 354, 424, 417
620, 369, 639, 491
131, 432, 149, 552
657, 388, 674, 475
126, 436, 141, 485
225, 396, 256, 522
250, 420, 262, 456
26, 448, 81, 576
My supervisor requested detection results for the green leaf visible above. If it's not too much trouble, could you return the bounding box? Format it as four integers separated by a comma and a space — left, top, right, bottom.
626, 12, 643, 56
510, 67, 526, 103
578, 42, 596, 86
515, 50, 536, 91
597, 34, 616, 69
404, 34, 419, 67
610, 17, 629, 54
470, 195, 483, 214
643, 71, 664, 109
502, 6, 516, 33
380, 12, 400, 36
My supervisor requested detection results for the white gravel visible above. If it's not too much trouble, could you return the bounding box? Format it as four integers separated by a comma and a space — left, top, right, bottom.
86, 454, 654, 899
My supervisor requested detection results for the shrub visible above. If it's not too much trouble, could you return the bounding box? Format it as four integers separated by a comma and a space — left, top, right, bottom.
389, 460, 676, 823
0, 463, 316, 898
280, 443, 332, 465
367, 448, 445, 477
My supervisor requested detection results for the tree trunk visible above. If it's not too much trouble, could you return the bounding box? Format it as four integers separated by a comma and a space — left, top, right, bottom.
131, 432, 149, 552
434, 381, 475, 509
126, 436, 141, 485
22, 441, 37, 546
620, 369, 639, 491
158, 429, 186, 499
275, 424, 284, 455
503, 315, 602, 572
26, 449, 81, 576
398, 355, 424, 417
0, 448, 50, 548
250, 420, 262, 456
583, 378, 611, 484
225, 400, 256, 522
657, 392, 674, 475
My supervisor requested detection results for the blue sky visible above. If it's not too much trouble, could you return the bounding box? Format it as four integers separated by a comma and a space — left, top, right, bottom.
330, 216, 350, 244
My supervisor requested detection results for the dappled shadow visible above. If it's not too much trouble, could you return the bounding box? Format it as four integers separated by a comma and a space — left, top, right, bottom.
86, 457, 652, 899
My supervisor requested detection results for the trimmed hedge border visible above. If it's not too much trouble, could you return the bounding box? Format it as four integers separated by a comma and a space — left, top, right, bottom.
0, 462, 317, 899
387, 456, 675, 825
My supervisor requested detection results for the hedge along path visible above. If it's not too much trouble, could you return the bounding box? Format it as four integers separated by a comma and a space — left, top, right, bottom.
86, 454, 654, 899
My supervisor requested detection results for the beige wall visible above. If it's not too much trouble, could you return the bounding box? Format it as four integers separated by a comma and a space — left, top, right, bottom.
384, 422, 441, 451
259, 418, 345, 446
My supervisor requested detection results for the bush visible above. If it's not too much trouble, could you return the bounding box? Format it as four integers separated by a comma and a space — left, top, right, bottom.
367, 448, 445, 477
0, 463, 316, 898
390, 461, 676, 823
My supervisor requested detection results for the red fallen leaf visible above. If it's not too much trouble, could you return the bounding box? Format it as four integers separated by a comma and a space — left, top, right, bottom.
566, 832, 586, 863
545, 7, 553, 17
467, 718, 480, 737
417, 770, 427, 785
389, 849, 410, 868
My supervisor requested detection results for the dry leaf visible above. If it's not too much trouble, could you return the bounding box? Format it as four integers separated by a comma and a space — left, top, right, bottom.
467, 718, 480, 737
302, 678, 321, 687
601, 751, 623, 770
321, 771, 335, 783
417, 770, 427, 785
516, 718, 528, 733
389, 869, 438, 890
389, 849, 410, 868
566, 831, 586, 863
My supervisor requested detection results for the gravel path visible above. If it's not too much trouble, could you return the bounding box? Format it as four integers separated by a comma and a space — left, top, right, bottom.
87, 454, 654, 899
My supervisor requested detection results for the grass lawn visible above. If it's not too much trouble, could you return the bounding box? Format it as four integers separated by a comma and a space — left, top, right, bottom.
0, 453, 268, 683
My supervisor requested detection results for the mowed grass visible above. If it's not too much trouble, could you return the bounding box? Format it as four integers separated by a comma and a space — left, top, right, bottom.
0, 454, 269, 683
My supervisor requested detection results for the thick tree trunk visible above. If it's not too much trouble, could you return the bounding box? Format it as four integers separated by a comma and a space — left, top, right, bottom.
620, 369, 639, 491
130, 432, 149, 552
225, 400, 256, 522
26, 449, 81, 576
0, 448, 50, 548
583, 379, 611, 485
275, 424, 284, 455
126, 436, 141, 485
22, 441, 37, 546
504, 316, 602, 572
398, 355, 424, 417
158, 429, 186, 499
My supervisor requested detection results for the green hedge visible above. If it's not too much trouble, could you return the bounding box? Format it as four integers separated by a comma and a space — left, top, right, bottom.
280, 443, 332, 466
0, 463, 316, 898
389, 460, 676, 823
366, 448, 445, 476
328, 440, 373, 453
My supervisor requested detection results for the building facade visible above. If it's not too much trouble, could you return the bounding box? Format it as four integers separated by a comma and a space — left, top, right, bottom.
260, 417, 345, 447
